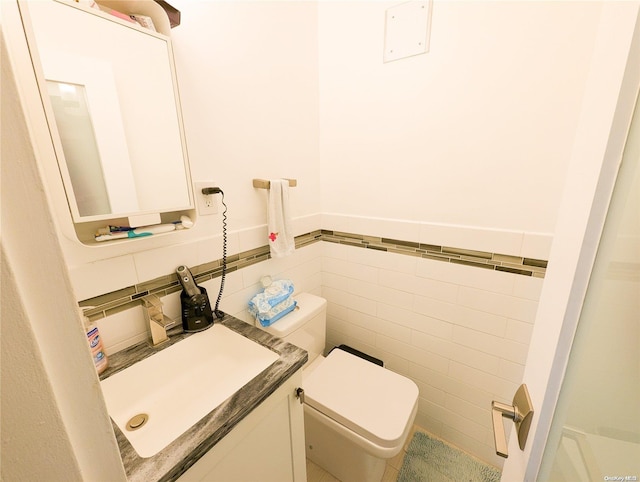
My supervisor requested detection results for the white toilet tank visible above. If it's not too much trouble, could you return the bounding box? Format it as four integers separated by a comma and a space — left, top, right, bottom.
257, 292, 327, 366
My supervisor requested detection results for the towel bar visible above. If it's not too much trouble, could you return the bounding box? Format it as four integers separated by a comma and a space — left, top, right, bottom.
252, 178, 297, 189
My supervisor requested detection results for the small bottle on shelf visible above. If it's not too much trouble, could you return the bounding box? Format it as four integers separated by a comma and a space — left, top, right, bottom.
82, 309, 108, 375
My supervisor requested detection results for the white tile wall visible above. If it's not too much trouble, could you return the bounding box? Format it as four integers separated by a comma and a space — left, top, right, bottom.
97, 305, 148, 355
95, 215, 546, 469
71, 255, 139, 301
320, 241, 543, 469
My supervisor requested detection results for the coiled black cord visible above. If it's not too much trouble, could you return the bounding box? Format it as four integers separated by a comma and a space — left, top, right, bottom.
213, 189, 227, 319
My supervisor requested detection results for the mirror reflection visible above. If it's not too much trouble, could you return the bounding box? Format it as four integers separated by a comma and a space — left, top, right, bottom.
47, 81, 113, 217
27, 0, 192, 223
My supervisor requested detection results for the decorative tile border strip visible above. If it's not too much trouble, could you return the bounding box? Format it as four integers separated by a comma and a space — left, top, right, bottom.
321, 230, 548, 277
79, 230, 323, 321
80, 229, 547, 321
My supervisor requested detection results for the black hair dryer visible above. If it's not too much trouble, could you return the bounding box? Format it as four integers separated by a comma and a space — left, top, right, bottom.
176, 265, 214, 332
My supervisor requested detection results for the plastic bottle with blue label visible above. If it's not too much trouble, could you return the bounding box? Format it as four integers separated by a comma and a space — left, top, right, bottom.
82, 310, 108, 375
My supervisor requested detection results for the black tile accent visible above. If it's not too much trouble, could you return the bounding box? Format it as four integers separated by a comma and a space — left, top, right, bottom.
450, 258, 496, 270
382, 238, 420, 248
496, 266, 533, 276
341, 239, 365, 247
422, 253, 453, 262
322, 237, 341, 244
523, 258, 548, 268
442, 246, 493, 260
334, 231, 364, 240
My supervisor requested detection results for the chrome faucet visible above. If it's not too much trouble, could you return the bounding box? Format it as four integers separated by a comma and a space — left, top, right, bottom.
142, 294, 177, 347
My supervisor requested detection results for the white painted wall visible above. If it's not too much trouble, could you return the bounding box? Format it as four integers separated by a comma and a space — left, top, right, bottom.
170, 0, 321, 230
501, 3, 640, 477
318, 1, 603, 233
1, 17, 126, 479
1, 251, 86, 481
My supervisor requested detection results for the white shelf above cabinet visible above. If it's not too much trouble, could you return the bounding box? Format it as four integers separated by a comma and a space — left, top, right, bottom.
96, 0, 172, 36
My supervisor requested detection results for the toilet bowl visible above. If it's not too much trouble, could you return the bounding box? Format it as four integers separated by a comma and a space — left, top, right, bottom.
255, 292, 419, 482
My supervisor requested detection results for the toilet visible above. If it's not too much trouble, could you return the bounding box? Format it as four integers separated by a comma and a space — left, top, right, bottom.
255, 292, 419, 482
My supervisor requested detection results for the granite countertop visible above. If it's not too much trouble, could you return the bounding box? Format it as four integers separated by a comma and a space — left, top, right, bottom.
100, 314, 308, 482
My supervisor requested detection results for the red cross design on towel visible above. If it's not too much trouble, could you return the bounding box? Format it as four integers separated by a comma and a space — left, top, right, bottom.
269, 232, 278, 242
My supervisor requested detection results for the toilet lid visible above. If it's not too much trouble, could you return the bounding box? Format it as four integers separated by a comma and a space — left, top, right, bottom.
303, 349, 419, 448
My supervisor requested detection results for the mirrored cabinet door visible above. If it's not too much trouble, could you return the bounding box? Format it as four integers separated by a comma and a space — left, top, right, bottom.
22, 0, 194, 243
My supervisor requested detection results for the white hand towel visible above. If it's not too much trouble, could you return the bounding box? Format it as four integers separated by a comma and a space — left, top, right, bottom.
267, 179, 295, 258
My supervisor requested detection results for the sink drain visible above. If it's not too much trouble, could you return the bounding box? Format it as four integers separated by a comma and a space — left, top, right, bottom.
126, 413, 149, 431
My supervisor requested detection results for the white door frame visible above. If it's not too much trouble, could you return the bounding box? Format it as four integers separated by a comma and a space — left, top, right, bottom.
501, 3, 640, 480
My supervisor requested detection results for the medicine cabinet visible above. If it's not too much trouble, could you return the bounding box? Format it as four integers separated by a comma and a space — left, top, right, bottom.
20, 0, 195, 244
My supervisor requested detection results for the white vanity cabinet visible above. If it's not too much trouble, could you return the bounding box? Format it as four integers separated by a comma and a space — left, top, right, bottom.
177, 370, 307, 482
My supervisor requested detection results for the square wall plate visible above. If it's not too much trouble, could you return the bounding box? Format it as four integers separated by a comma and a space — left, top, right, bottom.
384, 0, 432, 63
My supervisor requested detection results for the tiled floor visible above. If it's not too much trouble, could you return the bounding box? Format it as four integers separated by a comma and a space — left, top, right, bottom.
305, 424, 423, 482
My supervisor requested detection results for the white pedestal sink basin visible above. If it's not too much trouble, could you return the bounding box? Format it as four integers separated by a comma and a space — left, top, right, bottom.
100, 324, 279, 458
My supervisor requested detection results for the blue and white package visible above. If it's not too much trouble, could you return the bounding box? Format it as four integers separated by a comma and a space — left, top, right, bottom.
247, 279, 294, 314
250, 297, 297, 327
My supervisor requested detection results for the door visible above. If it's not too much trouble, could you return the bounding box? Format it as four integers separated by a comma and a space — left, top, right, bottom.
537, 123, 640, 480
500, 4, 640, 480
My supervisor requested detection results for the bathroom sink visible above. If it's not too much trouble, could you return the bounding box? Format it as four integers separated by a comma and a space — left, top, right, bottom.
100, 324, 279, 458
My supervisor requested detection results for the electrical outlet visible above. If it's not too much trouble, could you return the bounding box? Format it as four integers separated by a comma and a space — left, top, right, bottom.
194, 181, 218, 215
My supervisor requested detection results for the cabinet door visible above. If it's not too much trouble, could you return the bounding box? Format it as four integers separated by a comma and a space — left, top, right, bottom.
23, 0, 193, 226
178, 371, 306, 481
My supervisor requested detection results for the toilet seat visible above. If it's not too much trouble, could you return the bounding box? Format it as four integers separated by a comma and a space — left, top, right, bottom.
303, 349, 419, 450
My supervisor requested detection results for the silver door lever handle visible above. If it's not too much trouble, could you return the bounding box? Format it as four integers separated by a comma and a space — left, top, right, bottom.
491, 384, 534, 458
